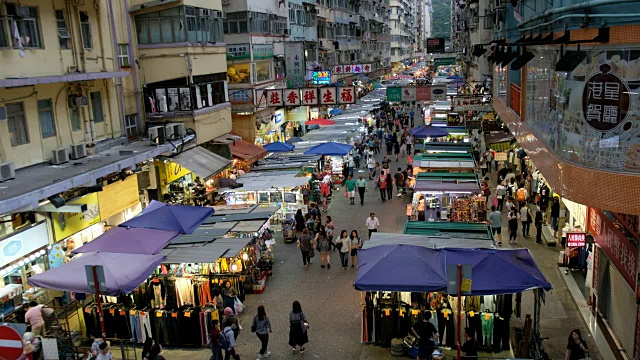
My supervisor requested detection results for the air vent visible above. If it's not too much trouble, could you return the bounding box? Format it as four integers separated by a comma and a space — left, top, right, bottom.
0, 162, 15, 182
51, 148, 70, 165
70, 143, 87, 160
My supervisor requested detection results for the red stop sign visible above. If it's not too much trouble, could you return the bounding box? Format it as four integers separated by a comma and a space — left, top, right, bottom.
0, 325, 24, 360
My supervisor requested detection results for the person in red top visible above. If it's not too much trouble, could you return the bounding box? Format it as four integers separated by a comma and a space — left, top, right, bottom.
209, 320, 222, 360
377, 173, 387, 202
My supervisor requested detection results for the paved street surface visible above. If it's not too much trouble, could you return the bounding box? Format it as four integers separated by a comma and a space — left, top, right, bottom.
154, 140, 602, 360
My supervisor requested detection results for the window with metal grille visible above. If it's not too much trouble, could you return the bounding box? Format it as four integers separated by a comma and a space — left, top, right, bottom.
223, 12, 248, 34
90, 92, 104, 123
38, 99, 56, 138
6, 103, 29, 146
125, 114, 138, 138
80, 12, 92, 49
118, 44, 130, 67
69, 107, 82, 131
3, 5, 42, 48
56, 10, 71, 49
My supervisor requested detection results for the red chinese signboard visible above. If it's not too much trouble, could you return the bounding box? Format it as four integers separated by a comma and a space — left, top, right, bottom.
266, 90, 283, 107
588, 207, 638, 289
333, 65, 344, 74
283, 89, 300, 106
301, 88, 318, 105
319, 88, 336, 105
337, 87, 355, 104
582, 63, 630, 131
567, 232, 587, 247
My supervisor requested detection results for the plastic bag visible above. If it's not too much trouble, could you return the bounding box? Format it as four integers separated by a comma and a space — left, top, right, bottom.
234, 297, 245, 314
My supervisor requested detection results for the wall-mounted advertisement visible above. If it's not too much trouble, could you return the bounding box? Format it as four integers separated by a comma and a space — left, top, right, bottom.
386, 85, 447, 102
525, 48, 640, 172
311, 71, 331, 85
284, 42, 305, 88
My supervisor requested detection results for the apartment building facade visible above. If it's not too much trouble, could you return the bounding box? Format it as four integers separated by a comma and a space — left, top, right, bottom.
390, 0, 415, 67
481, 1, 640, 359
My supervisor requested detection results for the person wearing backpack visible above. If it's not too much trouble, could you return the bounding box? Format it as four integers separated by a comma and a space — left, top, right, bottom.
221, 318, 240, 360
516, 186, 528, 210
251, 305, 272, 359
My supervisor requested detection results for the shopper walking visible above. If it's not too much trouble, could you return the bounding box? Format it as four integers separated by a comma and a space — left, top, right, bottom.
288, 301, 309, 353
222, 318, 240, 360
365, 213, 380, 239
345, 175, 356, 205
565, 329, 588, 360
376, 172, 387, 202
487, 206, 503, 246
508, 209, 519, 245
294, 209, 305, 238
325, 215, 335, 251
222, 281, 238, 314
350, 230, 362, 268
297, 228, 313, 270
209, 320, 222, 360
223, 307, 240, 340
251, 305, 272, 359
394, 168, 405, 197
520, 203, 531, 237
551, 197, 560, 237
535, 210, 543, 244
356, 175, 367, 206
336, 230, 351, 270
495, 181, 506, 211
367, 157, 376, 179
314, 227, 331, 269
385, 173, 394, 200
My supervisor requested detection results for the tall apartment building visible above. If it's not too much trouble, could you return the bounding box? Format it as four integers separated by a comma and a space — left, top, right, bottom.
480, 1, 640, 359
125, 0, 233, 145
413, 0, 428, 58
452, 0, 492, 82
390, 0, 415, 67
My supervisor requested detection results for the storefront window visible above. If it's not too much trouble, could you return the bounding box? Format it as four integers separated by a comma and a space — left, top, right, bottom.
227, 63, 251, 84
254, 61, 272, 83
524, 48, 640, 172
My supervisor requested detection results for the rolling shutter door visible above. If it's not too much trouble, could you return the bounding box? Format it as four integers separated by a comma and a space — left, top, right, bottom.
606, 263, 636, 356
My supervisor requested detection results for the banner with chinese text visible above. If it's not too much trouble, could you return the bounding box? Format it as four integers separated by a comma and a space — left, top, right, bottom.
453, 95, 494, 112
333, 64, 372, 75
385, 85, 447, 102
265, 87, 356, 107
284, 42, 305, 88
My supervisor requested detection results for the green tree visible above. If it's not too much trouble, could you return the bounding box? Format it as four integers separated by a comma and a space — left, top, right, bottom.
431, 0, 451, 39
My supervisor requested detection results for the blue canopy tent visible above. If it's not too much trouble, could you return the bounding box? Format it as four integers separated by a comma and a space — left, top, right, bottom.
119, 204, 214, 234
264, 141, 295, 153
329, 108, 343, 116
29, 252, 166, 296
355, 244, 447, 292
443, 248, 552, 295
138, 199, 166, 215
410, 125, 449, 139
355, 245, 551, 295
72, 227, 179, 255
304, 142, 354, 156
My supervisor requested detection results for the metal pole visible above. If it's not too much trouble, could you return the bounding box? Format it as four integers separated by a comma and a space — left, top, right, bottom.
456, 263, 462, 360
93, 265, 107, 342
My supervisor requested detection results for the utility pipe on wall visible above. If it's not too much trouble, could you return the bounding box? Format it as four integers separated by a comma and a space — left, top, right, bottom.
106, 0, 128, 142
123, 0, 145, 137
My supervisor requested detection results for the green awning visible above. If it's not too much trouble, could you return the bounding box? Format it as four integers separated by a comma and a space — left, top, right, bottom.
414, 153, 475, 162
403, 221, 493, 240
415, 172, 478, 181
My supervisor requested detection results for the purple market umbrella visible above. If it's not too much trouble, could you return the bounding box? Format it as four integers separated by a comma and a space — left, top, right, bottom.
410, 125, 449, 138
28, 252, 166, 296
119, 204, 214, 234
72, 227, 179, 255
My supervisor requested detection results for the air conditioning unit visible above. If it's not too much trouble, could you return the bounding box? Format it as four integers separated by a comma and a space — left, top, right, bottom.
51, 148, 70, 165
70, 143, 87, 160
0, 162, 15, 182
68, 95, 88, 107
148, 126, 165, 144
0, 106, 6, 120
163, 123, 176, 139
169, 123, 186, 137
199, 9, 210, 16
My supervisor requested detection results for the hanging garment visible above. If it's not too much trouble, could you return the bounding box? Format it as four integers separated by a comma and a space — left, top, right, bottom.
482, 295, 496, 312
466, 311, 483, 347
481, 313, 494, 348
175, 278, 195, 307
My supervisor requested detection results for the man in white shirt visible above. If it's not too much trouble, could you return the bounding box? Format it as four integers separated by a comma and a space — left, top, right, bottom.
96, 342, 113, 360
365, 213, 380, 239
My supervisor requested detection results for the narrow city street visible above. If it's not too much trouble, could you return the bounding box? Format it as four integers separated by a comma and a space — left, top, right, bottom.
159, 146, 603, 360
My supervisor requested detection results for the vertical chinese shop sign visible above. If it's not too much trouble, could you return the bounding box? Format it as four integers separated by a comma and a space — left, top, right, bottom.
285, 42, 305, 89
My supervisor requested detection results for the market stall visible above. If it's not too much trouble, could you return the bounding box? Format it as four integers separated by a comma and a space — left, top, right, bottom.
403, 221, 493, 244
412, 142, 472, 154
219, 171, 312, 222
252, 154, 320, 174
409, 172, 483, 221
355, 244, 551, 358
411, 153, 477, 174
364, 232, 495, 250
303, 142, 355, 185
